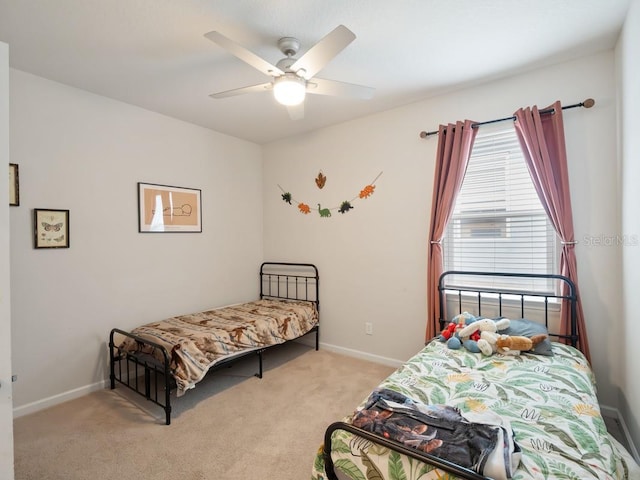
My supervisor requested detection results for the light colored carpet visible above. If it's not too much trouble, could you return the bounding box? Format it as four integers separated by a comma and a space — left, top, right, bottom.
13, 342, 396, 480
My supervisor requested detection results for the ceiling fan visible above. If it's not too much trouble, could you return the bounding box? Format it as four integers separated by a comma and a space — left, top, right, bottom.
204, 25, 374, 120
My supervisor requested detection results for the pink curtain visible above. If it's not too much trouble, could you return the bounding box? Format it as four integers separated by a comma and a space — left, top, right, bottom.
425, 120, 478, 342
513, 101, 591, 362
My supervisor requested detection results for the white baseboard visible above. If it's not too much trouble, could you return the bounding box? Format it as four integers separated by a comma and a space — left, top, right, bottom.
318, 341, 405, 369
13, 380, 107, 418
600, 404, 640, 464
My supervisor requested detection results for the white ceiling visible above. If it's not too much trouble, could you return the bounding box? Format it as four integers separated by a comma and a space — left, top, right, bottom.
0, 0, 631, 144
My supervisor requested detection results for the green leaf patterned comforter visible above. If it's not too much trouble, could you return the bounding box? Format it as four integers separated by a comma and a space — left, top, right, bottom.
313, 341, 638, 480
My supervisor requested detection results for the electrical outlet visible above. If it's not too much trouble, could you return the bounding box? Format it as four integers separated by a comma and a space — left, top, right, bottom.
365, 322, 373, 335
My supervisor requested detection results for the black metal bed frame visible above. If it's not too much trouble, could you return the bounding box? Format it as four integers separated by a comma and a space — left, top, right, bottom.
109, 261, 319, 425
323, 271, 578, 480
437, 270, 578, 347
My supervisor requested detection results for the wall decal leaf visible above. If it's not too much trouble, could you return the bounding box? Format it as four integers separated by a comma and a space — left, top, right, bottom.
315, 171, 327, 189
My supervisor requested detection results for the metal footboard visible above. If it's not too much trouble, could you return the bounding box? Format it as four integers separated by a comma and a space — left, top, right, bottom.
109, 328, 173, 425
109, 328, 265, 425
323, 422, 491, 480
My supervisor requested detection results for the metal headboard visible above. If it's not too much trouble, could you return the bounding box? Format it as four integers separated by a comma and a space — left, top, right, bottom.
260, 262, 319, 310
438, 271, 577, 347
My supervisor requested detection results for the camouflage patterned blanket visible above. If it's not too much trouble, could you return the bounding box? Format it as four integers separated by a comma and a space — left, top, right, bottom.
120, 298, 318, 396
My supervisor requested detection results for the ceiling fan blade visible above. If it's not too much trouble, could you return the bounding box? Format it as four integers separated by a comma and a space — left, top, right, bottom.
286, 103, 304, 121
290, 25, 356, 79
204, 31, 284, 77
307, 78, 374, 99
209, 82, 272, 99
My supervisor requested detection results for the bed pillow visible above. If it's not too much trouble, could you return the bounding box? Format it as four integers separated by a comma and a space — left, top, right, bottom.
501, 318, 554, 356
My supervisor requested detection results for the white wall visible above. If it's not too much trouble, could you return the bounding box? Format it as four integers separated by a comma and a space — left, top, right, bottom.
7, 28, 635, 457
263, 52, 624, 410
9, 70, 263, 412
618, 0, 640, 452
0, 41, 15, 480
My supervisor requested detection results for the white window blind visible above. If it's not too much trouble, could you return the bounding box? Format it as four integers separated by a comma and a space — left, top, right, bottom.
442, 124, 558, 293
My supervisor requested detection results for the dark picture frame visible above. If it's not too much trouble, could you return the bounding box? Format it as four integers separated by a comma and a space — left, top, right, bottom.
34, 209, 70, 248
138, 182, 202, 233
9, 163, 19, 206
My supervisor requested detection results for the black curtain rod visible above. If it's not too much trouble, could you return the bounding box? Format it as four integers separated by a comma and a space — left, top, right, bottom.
419, 98, 595, 139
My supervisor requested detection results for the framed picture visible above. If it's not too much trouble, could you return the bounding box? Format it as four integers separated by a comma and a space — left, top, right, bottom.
34, 209, 70, 249
9, 163, 19, 206
138, 182, 202, 233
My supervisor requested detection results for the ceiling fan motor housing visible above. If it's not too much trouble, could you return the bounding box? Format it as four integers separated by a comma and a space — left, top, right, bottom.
276, 56, 298, 73
277, 37, 300, 57
277, 37, 302, 75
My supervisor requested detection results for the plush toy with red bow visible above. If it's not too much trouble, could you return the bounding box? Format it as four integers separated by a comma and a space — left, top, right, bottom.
439, 312, 479, 351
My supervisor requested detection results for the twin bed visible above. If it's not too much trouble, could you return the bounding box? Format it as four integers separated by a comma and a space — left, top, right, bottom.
109, 262, 319, 425
108, 263, 637, 478
314, 271, 638, 480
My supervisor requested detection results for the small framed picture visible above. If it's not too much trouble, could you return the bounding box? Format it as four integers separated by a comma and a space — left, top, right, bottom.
138, 182, 202, 233
34, 209, 70, 249
9, 163, 19, 206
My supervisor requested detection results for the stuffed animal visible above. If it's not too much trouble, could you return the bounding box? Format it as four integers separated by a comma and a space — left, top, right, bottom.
458, 317, 511, 355
438, 312, 477, 350
495, 334, 548, 356
477, 331, 500, 356
457, 317, 510, 338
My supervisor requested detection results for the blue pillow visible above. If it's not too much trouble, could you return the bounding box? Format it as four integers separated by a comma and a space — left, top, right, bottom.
501, 318, 553, 356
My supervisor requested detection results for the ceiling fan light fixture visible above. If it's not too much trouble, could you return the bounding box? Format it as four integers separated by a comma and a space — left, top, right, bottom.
273, 74, 306, 106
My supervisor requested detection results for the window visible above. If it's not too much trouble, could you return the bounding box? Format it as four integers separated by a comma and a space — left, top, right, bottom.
442, 124, 558, 294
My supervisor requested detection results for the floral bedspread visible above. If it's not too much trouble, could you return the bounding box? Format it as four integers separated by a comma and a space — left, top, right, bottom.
314, 341, 637, 480
120, 298, 318, 396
